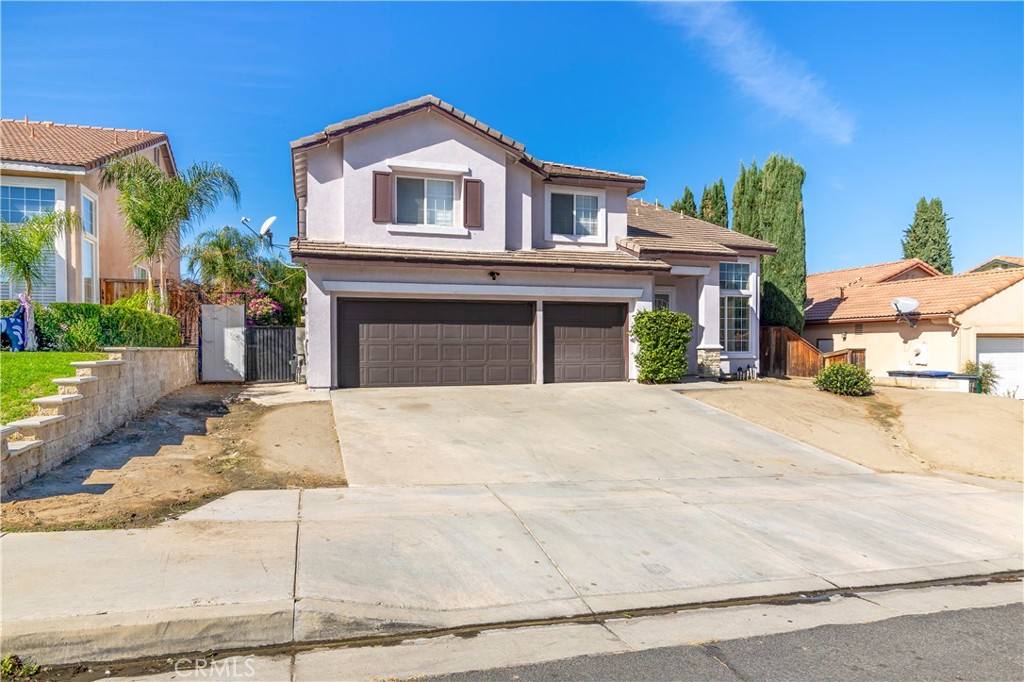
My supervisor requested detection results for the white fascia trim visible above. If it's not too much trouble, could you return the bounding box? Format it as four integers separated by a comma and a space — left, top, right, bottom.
1, 161, 86, 176
670, 265, 711, 277
324, 280, 644, 301
386, 159, 470, 176
387, 224, 471, 237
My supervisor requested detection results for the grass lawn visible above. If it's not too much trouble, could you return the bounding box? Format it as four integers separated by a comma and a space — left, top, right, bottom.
1, 352, 109, 423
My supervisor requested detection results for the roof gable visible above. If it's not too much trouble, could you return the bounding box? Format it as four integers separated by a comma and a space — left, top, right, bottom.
970, 256, 1024, 272
1, 118, 172, 172
621, 199, 777, 258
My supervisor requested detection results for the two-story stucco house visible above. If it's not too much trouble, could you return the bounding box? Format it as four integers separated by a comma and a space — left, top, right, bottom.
0, 118, 178, 304
289, 96, 776, 389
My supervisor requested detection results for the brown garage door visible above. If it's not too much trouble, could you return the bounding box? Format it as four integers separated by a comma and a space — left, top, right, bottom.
543, 303, 627, 383
337, 300, 534, 388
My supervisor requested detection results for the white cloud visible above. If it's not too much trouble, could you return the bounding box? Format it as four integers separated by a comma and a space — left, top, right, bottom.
658, 2, 855, 145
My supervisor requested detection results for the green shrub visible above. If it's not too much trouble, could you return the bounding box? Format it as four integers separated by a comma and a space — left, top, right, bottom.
962, 359, 999, 395
1, 300, 180, 350
631, 309, 693, 383
111, 290, 159, 312
814, 361, 873, 396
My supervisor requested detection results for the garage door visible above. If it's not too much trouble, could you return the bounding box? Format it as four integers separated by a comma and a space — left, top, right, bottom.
977, 336, 1023, 399
543, 303, 626, 383
337, 300, 534, 388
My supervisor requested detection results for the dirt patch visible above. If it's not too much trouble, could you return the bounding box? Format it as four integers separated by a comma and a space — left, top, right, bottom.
688, 379, 1022, 481
1, 385, 345, 532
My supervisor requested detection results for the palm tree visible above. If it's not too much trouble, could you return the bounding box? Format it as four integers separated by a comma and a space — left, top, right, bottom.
183, 226, 261, 290
0, 210, 82, 299
102, 156, 240, 311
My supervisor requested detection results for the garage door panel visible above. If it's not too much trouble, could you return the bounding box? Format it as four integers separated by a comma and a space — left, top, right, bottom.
544, 303, 626, 384
978, 336, 1023, 399
338, 300, 534, 388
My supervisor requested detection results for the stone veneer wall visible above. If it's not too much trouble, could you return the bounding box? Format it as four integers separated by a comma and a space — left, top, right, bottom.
1, 347, 197, 497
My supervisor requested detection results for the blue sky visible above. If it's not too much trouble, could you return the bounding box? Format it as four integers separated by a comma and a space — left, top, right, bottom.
2, 2, 1021, 274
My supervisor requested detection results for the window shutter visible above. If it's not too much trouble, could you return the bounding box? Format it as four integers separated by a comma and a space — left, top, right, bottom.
372, 172, 392, 223
464, 179, 483, 228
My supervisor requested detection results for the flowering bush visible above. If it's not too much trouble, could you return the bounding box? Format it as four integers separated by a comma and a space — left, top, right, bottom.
206, 282, 283, 326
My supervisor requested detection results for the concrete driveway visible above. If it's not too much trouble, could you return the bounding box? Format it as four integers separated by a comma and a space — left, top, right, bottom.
331, 383, 866, 485
4, 383, 1021, 666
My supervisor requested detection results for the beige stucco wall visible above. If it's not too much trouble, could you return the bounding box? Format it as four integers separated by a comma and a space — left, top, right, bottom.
804, 280, 1024, 377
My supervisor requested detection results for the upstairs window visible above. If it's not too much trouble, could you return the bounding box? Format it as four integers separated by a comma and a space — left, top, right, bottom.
396, 177, 454, 227
551, 192, 598, 237
719, 262, 750, 290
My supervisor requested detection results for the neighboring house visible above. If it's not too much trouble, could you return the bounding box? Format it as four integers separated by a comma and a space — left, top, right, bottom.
970, 255, 1024, 273
289, 96, 776, 389
0, 118, 178, 304
803, 258, 1024, 398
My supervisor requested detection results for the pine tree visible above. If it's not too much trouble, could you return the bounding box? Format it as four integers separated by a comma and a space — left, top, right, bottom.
699, 178, 729, 228
670, 186, 697, 217
731, 155, 807, 333
902, 197, 953, 274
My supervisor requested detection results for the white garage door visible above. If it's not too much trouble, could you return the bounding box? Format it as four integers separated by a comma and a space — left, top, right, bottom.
977, 336, 1024, 399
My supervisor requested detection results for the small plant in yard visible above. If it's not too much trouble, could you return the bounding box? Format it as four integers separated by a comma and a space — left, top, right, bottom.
631, 309, 693, 383
962, 359, 1000, 395
1, 653, 41, 678
814, 362, 873, 396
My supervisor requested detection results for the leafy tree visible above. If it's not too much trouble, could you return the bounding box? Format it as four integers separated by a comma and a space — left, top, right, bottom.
183, 226, 262, 290
0, 210, 82, 299
699, 178, 729, 227
732, 155, 807, 333
261, 258, 306, 326
902, 197, 953, 274
670, 186, 697, 217
102, 156, 240, 311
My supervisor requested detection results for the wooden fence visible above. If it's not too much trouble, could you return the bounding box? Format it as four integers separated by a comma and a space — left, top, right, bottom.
760, 326, 865, 378
100, 278, 201, 346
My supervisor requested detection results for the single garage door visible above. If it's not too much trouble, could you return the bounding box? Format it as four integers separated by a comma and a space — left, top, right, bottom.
977, 336, 1024, 399
337, 300, 534, 388
543, 303, 626, 383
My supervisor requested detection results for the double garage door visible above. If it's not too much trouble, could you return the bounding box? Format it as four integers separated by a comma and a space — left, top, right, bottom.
338, 300, 626, 388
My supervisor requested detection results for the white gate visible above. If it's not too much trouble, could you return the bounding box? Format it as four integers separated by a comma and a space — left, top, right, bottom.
201, 304, 246, 382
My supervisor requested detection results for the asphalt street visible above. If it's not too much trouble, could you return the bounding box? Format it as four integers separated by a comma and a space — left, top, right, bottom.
420, 603, 1024, 682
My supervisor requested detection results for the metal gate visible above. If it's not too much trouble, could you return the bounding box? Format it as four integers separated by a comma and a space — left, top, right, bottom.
245, 326, 297, 383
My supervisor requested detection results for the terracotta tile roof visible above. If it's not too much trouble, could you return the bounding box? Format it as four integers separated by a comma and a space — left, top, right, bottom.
805, 258, 943, 305
1, 118, 169, 170
291, 95, 644, 185
805, 263, 1024, 323
620, 199, 777, 258
970, 255, 1024, 272
290, 238, 670, 272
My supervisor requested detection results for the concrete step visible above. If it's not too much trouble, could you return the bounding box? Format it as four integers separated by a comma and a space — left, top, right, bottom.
5, 440, 42, 457
3, 415, 67, 430
52, 376, 99, 386
31, 394, 84, 407
0, 424, 19, 438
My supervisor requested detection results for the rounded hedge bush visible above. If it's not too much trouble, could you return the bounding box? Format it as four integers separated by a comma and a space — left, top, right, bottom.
814, 361, 873, 396
1, 300, 180, 351
631, 309, 693, 384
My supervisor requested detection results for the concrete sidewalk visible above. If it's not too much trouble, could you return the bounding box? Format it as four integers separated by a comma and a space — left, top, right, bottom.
3, 472, 1021, 666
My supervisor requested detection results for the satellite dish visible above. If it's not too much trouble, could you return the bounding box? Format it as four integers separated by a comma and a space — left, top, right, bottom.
892, 297, 920, 314
259, 216, 277, 237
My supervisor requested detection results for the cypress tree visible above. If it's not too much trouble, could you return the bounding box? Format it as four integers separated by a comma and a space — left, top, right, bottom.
757, 155, 807, 333
732, 161, 762, 240
902, 197, 953, 274
699, 178, 729, 228
670, 186, 697, 217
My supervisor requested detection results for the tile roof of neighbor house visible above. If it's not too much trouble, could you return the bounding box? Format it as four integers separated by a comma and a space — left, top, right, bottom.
620, 199, 777, 257
290, 95, 646, 186
805, 259, 1024, 323
970, 255, 1024, 272
1, 118, 170, 171
289, 239, 672, 272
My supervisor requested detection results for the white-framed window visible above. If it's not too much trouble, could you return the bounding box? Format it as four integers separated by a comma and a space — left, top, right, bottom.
544, 186, 606, 244
80, 187, 99, 303
395, 176, 455, 227
719, 262, 750, 290
0, 180, 65, 303
720, 295, 751, 353
133, 264, 150, 280
653, 287, 675, 311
